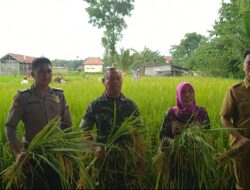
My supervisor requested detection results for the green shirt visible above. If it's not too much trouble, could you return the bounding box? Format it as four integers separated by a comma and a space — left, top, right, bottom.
80, 93, 140, 143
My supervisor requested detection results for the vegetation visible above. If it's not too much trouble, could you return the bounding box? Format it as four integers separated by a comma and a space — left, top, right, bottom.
84, 0, 135, 61
170, 0, 250, 78
154, 126, 234, 189
103, 47, 165, 72
1, 121, 95, 189
0, 74, 239, 189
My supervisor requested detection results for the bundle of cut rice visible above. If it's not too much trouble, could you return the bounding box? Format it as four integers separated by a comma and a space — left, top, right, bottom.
153, 125, 230, 189
1, 120, 95, 190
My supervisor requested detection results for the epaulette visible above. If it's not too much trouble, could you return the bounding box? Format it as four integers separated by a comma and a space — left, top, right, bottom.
17, 88, 31, 93
232, 80, 244, 88
52, 88, 64, 92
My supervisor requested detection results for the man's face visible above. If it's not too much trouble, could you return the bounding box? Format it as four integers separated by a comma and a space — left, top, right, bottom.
103, 70, 122, 97
31, 63, 52, 86
243, 54, 250, 80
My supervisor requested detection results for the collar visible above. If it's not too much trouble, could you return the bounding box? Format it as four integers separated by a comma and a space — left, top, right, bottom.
244, 78, 250, 89
31, 84, 53, 92
101, 92, 126, 101
30, 84, 53, 98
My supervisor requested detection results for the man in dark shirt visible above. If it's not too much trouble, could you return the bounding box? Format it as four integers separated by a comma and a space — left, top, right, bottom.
79, 67, 144, 188
5, 57, 72, 188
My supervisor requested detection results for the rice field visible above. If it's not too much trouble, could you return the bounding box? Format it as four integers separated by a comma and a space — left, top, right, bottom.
0, 74, 238, 189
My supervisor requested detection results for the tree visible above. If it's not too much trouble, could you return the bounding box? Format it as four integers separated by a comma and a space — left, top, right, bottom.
103, 48, 133, 72
103, 47, 165, 72
169, 0, 250, 78
130, 47, 165, 69
170, 32, 207, 68
52, 59, 83, 71
209, 0, 250, 77
115, 48, 133, 72
84, 0, 135, 62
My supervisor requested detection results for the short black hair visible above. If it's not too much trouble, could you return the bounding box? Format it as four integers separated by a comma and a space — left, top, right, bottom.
103, 67, 121, 79
31, 57, 52, 71
243, 49, 250, 59
106, 67, 119, 73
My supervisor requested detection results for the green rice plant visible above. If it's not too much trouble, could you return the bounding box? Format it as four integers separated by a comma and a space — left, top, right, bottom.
95, 115, 146, 189
0, 75, 239, 189
1, 119, 96, 190
153, 125, 232, 189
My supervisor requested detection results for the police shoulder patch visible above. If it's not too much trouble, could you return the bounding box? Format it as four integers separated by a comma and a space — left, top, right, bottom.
17, 88, 30, 93
232, 80, 244, 88
53, 88, 64, 92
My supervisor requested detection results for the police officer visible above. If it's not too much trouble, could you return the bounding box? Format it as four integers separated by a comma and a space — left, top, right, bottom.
79, 67, 143, 188
221, 49, 250, 189
5, 57, 72, 188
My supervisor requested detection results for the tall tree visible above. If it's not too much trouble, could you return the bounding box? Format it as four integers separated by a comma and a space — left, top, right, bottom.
170, 32, 207, 68
210, 0, 250, 77
84, 0, 134, 63
130, 48, 165, 69
169, 0, 250, 78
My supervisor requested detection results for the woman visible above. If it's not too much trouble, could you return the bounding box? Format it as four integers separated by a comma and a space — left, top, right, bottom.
160, 82, 210, 141
160, 82, 210, 189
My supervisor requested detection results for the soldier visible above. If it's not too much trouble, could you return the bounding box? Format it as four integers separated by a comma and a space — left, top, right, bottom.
79, 67, 144, 188
5, 57, 72, 189
221, 49, 250, 189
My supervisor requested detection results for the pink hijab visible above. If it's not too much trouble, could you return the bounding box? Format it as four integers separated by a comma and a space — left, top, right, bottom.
173, 82, 199, 122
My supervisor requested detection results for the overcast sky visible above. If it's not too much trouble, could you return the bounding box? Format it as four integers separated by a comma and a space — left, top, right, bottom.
0, 0, 225, 60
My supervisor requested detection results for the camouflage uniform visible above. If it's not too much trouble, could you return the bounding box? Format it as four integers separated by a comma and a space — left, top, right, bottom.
80, 92, 140, 143
80, 92, 141, 189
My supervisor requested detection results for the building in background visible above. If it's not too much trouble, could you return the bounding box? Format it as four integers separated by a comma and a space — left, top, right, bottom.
165, 56, 173, 63
0, 53, 36, 75
144, 56, 188, 76
144, 64, 187, 76
78, 57, 103, 73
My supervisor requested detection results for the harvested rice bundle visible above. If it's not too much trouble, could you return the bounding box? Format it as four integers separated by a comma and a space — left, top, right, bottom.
154, 126, 229, 189
96, 116, 146, 189
1, 120, 95, 190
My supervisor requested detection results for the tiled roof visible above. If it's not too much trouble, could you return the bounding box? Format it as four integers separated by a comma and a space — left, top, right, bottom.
165, 56, 173, 62
84, 57, 103, 65
8, 53, 37, 64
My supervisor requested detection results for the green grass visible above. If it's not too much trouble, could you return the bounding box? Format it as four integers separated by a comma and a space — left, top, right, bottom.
0, 74, 238, 189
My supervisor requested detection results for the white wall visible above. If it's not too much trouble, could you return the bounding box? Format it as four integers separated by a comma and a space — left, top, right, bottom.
84, 65, 103, 73
145, 64, 171, 76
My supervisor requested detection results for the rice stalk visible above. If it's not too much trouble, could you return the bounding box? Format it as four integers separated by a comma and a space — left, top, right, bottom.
96, 115, 146, 189
153, 125, 231, 189
1, 119, 96, 189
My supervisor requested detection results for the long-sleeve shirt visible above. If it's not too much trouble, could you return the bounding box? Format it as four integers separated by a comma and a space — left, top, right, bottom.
5, 86, 72, 149
80, 93, 140, 143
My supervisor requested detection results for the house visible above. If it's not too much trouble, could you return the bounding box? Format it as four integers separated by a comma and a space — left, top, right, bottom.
165, 56, 173, 63
0, 53, 36, 75
80, 57, 104, 73
144, 63, 188, 76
